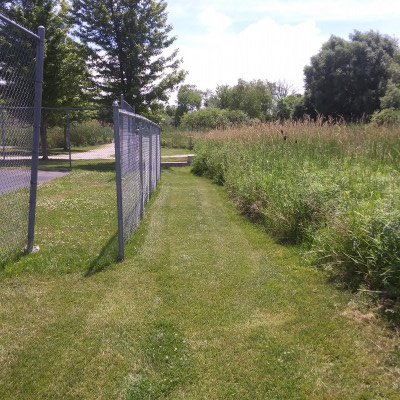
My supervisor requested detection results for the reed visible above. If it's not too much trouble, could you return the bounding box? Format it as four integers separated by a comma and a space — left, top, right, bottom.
192, 120, 400, 316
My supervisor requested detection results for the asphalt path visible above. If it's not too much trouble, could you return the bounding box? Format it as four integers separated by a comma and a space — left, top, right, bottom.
0, 170, 70, 195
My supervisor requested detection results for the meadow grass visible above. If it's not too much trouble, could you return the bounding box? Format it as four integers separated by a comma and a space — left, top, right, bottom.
0, 167, 399, 399
191, 121, 400, 318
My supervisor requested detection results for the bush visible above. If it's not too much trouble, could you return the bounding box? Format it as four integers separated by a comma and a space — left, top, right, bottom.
47, 120, 113, 148
371, 108, 400, 125
181, 108, 255, 130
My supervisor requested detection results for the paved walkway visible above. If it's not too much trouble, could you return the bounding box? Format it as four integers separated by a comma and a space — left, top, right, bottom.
0, 170, 70, 195
51, 143, 115, 160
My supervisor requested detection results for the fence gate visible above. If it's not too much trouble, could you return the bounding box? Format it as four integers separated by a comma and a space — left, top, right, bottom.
113, 96, 161, 260
0, 13, 44, 262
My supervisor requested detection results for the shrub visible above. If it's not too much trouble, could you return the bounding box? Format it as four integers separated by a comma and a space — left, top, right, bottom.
181, 108, 255, 130
371, 108, 400, 125
47, 120, 113, 148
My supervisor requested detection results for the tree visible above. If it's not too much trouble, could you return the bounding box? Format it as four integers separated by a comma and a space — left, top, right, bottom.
0, 0, 95, 158
72, 0, 186, 115
380, 49, 400, 109
175, 84, 202, 124
304, 31, 398, 120
276, 94, 304, 120
211, 79, 274, 121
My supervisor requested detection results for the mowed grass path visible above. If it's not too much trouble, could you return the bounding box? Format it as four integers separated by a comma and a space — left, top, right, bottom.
0, 167, 399, 399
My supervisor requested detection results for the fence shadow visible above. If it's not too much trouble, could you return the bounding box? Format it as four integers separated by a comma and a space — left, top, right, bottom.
38, 159, 116, 173
85, 232, 119, 277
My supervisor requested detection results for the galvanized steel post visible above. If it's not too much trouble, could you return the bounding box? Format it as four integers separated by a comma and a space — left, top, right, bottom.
139, 121, 144, 218
1, 107, 4, 162
113, 100, 125, 260
27, 25, 45, 252
66, 109, 72, 170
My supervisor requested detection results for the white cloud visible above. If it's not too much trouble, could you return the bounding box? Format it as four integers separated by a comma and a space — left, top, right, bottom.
178, 13, 325, 93
166, 0, 400, 102
251, 0, 400, 22
199, 7, 233, 33
168, 0, 400, 24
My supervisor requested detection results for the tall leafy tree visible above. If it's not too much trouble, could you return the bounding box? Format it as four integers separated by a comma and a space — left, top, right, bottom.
0, 0, 95, 158
380, 49, 400, 109
211, 79, 274, 121
304, 31, 398, 120
175, 84, 202, 124
72, 0, 186, 114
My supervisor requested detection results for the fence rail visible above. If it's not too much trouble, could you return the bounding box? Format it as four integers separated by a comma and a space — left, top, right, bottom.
0, 13, 44, 261
113, 97, 161, 260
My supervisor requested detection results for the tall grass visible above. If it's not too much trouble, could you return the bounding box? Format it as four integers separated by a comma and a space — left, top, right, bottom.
191, 120, 400, 314
160, 129, 208, 150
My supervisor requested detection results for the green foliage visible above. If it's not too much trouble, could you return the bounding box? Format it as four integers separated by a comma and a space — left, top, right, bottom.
380, 50, 400, 109
210, 79, 274, 121
276, 94, 305, 120
371, 108, 400, 125
72, 0, 186, 113
191, 123, 400, 304
175, 84, 202, 125
46, 120, 113, 148
180, 108, 253, 130
160, 130, 194, 149
304, 30, 398, 120
1, 0, 96, 157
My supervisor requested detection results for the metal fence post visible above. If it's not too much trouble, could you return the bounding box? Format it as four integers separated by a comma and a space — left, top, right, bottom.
139, 121, 144, 218
66, 109, 72, 170
149, 124, 153, 196
27, 25, 45, 252
113, 100, 125, 260
158, 127, 161, 180
1, 107, 4, 163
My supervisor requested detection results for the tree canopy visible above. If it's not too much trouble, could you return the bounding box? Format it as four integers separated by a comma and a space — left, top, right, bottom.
210, 79, 274, 121
72, 0, 186, 113
0, 0, 94, 158
175, 84, 202, 124
304, 30, 398, 120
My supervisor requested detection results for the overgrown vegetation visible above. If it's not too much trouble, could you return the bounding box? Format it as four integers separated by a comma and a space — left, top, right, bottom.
1, 167, 399, 398
47, 119, 113, 148
191, 121, 400, 319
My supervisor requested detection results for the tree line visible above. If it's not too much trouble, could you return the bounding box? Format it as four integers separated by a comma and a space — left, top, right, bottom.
0, 0, 185, 158
1, 1, 400, 143
166, 30, 400, 130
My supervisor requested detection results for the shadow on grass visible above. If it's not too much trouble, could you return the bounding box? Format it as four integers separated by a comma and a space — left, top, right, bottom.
39, 159, 115, 173
0, 250, 26, 273
85, 232, 119, 277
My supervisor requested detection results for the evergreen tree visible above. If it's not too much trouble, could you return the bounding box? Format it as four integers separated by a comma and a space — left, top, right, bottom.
72, 0, 186, 114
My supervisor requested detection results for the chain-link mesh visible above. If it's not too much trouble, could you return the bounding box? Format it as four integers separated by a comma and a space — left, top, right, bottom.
40, 108, 114, 169
0, 15, 41, 261
114, 100, 160, 259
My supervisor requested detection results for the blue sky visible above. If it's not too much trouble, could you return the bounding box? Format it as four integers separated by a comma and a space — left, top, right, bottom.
165, 0, 400, 94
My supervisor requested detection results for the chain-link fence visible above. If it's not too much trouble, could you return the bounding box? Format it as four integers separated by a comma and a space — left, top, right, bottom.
41, 107, 113, 169
0, 14, 44, 262
113, 97, 160, 259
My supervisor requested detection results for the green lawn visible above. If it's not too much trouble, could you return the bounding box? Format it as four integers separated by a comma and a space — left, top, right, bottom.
0, 167, 399, 399
161, 147, 193, 157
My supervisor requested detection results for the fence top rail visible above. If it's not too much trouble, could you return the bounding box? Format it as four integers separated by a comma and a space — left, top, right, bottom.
119, 108, 160, 129
0, 106, 109, 111
0, 13, 40, 40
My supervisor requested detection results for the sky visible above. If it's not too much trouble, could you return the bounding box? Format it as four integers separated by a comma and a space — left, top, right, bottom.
165, 0, 400, 96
